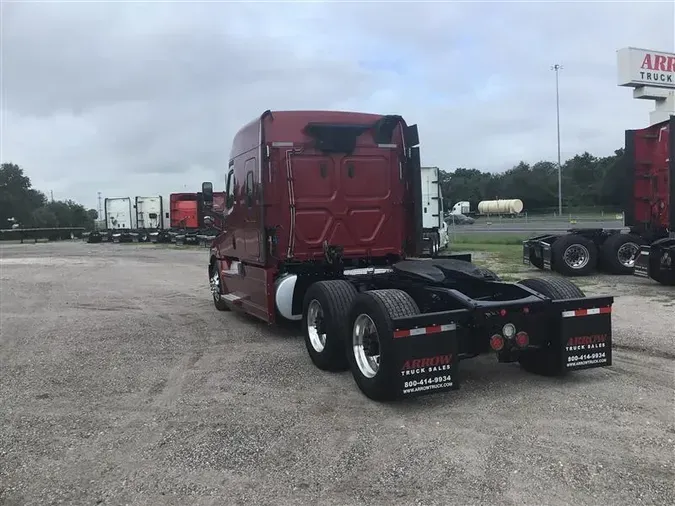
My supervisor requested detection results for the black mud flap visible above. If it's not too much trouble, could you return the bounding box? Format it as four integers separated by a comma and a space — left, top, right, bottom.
541, 242, 552, 270
523, 239, 552, 270
522, 241, 531, 266
557, 297, 613, 371
391, 314, 463, 398
633, 244, 650, 278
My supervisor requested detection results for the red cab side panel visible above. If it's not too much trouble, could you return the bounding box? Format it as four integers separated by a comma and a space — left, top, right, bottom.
215, 117, 263, 264
630, 119, 673, 230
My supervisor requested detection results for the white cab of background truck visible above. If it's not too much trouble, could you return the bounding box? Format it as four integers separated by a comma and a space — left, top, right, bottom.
420, 166, 449, 255
104, 198, 135, 230
451, 201, 471, 215
135, 196, 166, 230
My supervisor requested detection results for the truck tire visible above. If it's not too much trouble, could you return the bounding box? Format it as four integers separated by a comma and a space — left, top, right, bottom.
551, 234, 597, 276
209, 263, 230, 311
516, 277, 585, 376
302, 280, 357, 372
649, 241, 675, 286
347, 289, 420, 401
601, 233, 645, 274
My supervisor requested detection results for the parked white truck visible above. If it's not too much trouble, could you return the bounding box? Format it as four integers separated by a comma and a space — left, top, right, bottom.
88, 195, 168, 243
420, 166, 449, 255
105, 198, 135, 230
450, 201, 471, 215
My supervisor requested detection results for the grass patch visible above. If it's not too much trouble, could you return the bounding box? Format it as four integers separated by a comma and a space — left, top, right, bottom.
450, 233, 532, 245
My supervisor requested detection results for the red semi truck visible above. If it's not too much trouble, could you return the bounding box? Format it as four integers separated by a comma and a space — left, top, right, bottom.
202, 110, 615, 401
523, 116, 674, 285
150, 191, 226, 244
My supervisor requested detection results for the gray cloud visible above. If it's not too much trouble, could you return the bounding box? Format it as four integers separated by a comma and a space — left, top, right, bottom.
1, 1, 673, 208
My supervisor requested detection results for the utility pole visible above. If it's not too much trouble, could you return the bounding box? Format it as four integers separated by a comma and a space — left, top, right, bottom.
97, 192, 103, 223
551, 64, 563, 216
50, 190, 54, 203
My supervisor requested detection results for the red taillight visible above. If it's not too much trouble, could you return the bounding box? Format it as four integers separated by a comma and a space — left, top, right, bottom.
490, 334, 505, 351
515, 331, 529, 348
499, 309, 507, 317
523, 307, 530, 314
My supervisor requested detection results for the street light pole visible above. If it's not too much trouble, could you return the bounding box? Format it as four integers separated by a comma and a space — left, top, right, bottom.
551, 64, 563, 216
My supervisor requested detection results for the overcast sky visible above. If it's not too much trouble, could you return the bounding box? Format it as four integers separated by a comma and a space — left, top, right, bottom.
2, 0, 674, 210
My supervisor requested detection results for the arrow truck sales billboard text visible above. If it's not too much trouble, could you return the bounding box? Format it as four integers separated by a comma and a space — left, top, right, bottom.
618, 47, 675, 89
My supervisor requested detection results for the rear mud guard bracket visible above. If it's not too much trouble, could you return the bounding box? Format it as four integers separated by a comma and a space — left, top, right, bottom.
523, 239, 553, 270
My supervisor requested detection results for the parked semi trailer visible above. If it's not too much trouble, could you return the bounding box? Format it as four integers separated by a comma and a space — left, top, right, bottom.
523, 116, 674, 284
203, 109, 614, 401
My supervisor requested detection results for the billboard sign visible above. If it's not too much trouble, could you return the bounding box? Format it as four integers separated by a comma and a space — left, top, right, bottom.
617, 47, 675, 89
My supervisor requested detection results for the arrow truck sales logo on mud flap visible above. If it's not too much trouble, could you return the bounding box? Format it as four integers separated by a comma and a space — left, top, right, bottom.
401, 354, 455, 395
565, 334, 609, 369
566, 333, 608, 351
400, 354, 452, 376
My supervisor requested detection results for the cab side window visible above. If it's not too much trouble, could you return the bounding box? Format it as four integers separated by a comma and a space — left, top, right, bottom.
225, 161, 235, 209
245, 171, 254, 208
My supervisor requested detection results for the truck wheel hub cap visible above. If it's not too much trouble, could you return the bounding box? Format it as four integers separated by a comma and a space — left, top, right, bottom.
563, 244, 590, 269
353, 314, 380, 378
307, 300, 327, 353
210, 271, 221, 299
617, 242, 639, 267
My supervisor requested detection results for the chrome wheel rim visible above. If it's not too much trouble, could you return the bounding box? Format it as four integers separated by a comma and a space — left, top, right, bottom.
353, 314, 380, 378
210, 269, 221, 300
307, 300, 326, 353
563, 244, 590, 269
617, 242, 639, 268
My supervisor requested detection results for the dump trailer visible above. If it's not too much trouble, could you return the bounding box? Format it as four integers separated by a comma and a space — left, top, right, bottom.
420, 166, 449, 255
523, 116, 674, 282
202, 109, 614, 401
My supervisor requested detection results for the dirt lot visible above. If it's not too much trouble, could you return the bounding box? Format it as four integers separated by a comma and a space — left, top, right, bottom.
0, 242, 673, 506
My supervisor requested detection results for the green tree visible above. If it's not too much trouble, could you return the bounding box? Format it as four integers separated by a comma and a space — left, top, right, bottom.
31, 206, 59, 228
0, 163, 47, 227
0, 163, 95, 230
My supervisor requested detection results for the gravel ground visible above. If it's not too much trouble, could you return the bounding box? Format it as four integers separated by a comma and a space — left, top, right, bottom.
0, 242, 673, 506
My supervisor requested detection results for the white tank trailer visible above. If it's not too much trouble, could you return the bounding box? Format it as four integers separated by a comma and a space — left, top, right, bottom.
477, 199, 524, 215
